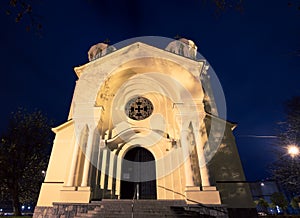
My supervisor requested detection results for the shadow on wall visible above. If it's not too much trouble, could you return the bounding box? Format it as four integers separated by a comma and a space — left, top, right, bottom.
206, 118, 255, 208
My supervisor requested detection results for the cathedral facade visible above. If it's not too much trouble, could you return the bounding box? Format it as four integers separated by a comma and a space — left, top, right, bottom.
35, 37, 255, 216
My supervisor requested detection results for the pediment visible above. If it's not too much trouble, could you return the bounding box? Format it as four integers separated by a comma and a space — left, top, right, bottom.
74, 42, 205, 78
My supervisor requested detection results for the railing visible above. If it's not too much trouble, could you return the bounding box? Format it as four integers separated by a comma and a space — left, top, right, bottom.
157, 185, 228, 215
131, 184, 139, 218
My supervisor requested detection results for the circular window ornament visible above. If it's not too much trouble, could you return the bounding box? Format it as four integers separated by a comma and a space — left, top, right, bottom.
125, 96, 154, 120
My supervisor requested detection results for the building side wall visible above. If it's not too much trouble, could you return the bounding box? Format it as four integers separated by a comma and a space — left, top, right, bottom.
208, 122, 255, 208
37, 122, 76, 206
45, 123, 76, 182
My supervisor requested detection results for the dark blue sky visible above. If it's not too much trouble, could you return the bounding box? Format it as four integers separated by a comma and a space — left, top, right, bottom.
1, 0, 299, 181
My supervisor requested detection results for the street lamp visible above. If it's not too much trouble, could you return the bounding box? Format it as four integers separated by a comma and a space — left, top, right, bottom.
287, 145, 299, 158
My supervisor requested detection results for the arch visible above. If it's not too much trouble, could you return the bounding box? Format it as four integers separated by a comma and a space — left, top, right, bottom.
94, 57, 204, 133
95, 57, 203, 107
120, 147, 157, 199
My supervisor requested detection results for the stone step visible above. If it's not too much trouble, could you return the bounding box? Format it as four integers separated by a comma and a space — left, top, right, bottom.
38, 200, 228, 218
81, 214, 212, 218
79, 213, 203, 218
81, 208, 208, 218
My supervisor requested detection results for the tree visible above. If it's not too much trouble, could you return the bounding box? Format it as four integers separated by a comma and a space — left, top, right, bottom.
207, 0, 244, 13
281, 96, 300, 145
1, 0, 42, 33
271, 96, 300, 196
290, 196, 300, 210
1, 0, 246, 35
0, 108, 53, 215
254, 198, 269, 214
288, 1, 300, 11
270, 192, 289, 214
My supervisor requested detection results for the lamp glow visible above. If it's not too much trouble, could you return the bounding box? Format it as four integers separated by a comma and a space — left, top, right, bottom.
287, 145, 299, 157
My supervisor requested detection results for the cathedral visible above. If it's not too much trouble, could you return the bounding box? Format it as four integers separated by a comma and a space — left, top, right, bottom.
34, 37, 256, 218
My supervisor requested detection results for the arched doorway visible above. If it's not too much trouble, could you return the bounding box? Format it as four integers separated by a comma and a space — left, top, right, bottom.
120, 147, 157, 199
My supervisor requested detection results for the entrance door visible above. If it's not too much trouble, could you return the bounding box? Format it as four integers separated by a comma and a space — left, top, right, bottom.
120, 147, 157, 199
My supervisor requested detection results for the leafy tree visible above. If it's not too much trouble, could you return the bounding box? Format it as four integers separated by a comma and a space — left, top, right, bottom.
1, 0, 42, 33
0, 108, 53, 215
288, 1, 300, 11
207, 0, 244, 13
271, 96, 300, 196
270, 192, 289, 214
254, 198, 269, 214
281, 96, 300, 145
0, 0, 246, 36
290, 196, 300, 210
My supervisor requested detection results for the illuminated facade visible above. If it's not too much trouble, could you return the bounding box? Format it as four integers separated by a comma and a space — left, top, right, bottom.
35, 39, 254, 215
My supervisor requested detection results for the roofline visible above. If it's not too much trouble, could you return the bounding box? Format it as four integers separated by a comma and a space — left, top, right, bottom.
52, 119, 74, 133
205, 113, 238, 130
74, 41, 205, 78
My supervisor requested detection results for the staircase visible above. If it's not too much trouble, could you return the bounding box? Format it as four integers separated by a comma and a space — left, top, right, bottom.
72, 200, 228, 218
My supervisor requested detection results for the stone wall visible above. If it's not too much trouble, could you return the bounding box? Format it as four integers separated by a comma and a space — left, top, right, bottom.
33, 203, 97, 218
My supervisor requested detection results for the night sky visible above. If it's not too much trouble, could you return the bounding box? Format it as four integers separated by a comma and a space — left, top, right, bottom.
1, 0, 299, 181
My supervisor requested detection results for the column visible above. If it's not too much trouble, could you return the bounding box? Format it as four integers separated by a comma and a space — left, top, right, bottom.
80, 106, 103, 187
181, 129, 194, 187
66, 125, 88, 187
193, 124, 210, 187
81, 125, 95, 187
66, 142, 79, 186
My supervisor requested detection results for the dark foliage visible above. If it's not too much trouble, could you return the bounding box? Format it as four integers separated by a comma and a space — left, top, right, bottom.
271, 97, 300, 197
254, 198, 269, 213
270, 192, 289, 213
1, 0, 42, 34
208, 0, 244, 14
0, 108, 53, 215
291, 196, 300, 209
